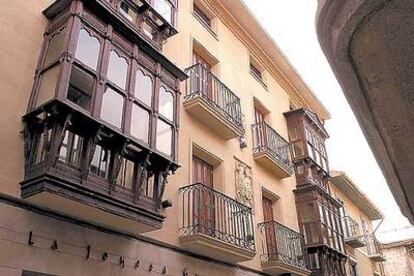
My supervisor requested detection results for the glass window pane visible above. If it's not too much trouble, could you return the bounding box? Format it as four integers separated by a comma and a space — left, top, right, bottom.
59, 131, 69, 162
131, 104, 149, 143
142, 22, 156, 40
158, 86, 174, 121
117, 158, 135, 190
75, 29, 100, 70
156, 119, 172, 156
194, 5, 211, 27
44, 28, 66, 66
67, 66, 94, 110
142, 175, 154, 198
120, 2, 137, 22
34, 128, 52, 164
154, 0, 172, 24
36, 65, 60, 107
101, 87, 124, 128
107, 50, 128, 89
90, 145, 111, 179
58, 131, 83, 166
292, 141, 304, 158
134, 70, 153, 106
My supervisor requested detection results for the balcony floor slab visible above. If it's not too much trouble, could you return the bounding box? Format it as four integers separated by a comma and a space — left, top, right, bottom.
262, 260, 311, 276
183, 96, 244, 140
345, 237, 366, 248
253, 151, 293, 178
179, 233, 255, 263
20, 174, 163, 235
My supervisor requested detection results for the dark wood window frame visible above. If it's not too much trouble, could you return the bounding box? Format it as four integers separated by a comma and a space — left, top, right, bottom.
304, 125, 329, 173
31, 17, 180, 160
249, 59, 267, 89
193, 4, 211, 28
192, 3, 217, 38
150, 0, 177, 25
21, 0, 187, 231
250, 62, 262, 80
155, 83, 176, 158
103, 0, 179, 49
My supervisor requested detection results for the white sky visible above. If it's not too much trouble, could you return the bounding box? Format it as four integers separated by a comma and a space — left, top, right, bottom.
242, 0, 413, 241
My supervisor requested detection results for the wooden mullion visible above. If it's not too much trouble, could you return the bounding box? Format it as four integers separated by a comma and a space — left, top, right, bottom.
134, 151, 151, 202
150, 63, 161, 149
124, 55, 137, 136
93, 25, 112, 118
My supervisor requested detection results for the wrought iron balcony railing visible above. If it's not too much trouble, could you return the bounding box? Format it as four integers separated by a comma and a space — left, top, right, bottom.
252, 121, 293, 173
258, 221, 308, 269
341, 216, 365, 248
185, 64, 244, 131
179, 183, 255, 252
341, 216, 361, 239
366, 235, 385, 261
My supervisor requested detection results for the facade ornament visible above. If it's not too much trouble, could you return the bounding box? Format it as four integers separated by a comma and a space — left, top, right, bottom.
235, 162, 253, 208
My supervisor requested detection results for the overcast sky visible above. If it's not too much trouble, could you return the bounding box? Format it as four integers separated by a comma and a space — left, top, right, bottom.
242, 0, 413, 241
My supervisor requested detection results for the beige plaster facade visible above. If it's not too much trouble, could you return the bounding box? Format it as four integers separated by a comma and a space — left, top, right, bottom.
0, 0, 366, 276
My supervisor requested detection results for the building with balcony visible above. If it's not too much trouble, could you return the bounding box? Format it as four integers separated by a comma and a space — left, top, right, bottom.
330, 171, 386, 275
0, 0, 378, 276
316, 0, 414, 225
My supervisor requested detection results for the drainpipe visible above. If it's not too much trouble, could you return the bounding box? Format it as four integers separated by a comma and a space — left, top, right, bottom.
373, 217, 385, 234
373, 217, 385, 276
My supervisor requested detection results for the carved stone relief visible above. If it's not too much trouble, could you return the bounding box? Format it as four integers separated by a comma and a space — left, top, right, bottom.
235, 160, 254, 208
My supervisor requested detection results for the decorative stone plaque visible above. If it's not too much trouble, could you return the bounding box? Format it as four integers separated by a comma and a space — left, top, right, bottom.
235, 160, 253, 208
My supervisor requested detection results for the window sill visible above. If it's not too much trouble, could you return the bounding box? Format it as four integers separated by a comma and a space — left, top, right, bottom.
193, 12, 218, 41
250, 71, 268, 90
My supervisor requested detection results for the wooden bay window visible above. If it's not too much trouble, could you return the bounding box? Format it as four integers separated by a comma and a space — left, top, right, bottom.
20, 0, 187, 233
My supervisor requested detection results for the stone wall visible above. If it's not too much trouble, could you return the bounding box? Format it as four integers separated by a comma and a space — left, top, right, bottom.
382, 241, 414, 276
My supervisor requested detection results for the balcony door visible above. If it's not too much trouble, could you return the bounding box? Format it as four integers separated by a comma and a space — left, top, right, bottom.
193, 52, 213, 100
255, 107, 267, 148
262, 196, 278, 259
192, 156, 215, 236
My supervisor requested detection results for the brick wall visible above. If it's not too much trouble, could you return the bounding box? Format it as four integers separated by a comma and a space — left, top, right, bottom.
383, 245, 414, 276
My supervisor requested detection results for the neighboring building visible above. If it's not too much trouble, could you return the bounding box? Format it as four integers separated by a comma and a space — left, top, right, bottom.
316, 0, 414, 224
330, 171, 386, 276
0, 1, 381, 276
382, 239, 414, 276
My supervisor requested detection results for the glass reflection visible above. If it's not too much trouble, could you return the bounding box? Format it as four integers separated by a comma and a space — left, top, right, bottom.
75, 29, 100, 70
67, 66, 94, 110
131, 104, 149, 143
134, 70, 153, 106
158, 86, 174, 121
44, 28, 66, 66
107, 50, 128, 89
101, 87, 124, 128
153, 0, 172, 24
156, 119, 172, 156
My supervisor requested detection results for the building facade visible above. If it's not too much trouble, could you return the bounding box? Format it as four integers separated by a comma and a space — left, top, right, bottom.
0, 0, 375, 276
382, 239, 414, 276
330, 172, 386, 276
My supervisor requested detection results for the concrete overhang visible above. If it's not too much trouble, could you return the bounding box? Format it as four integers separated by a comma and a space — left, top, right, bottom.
331, 171, 383, 221
316, 0, 414, 224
